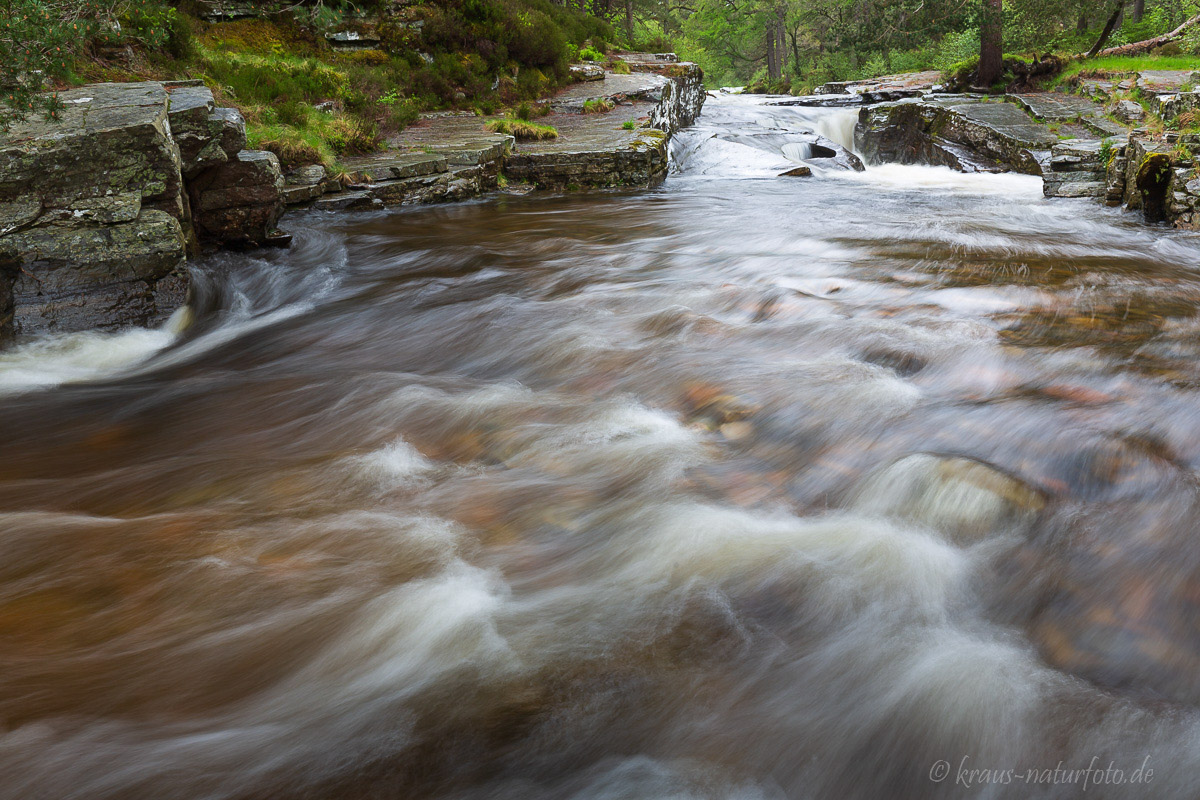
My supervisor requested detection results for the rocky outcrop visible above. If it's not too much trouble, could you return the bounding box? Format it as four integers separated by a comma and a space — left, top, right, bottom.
624, 57, 706, 131
189, 150, 285, 246
300, 53, 705, 204
856, 98, 1057, 174
504, 129, 670, 189
0, 83, 188, 339
1041, 139, 1117, 199
0, 81, 283, 342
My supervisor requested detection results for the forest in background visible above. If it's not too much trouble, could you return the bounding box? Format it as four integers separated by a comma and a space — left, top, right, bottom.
4, 0, 1200, 170
598, 0, 1199, 91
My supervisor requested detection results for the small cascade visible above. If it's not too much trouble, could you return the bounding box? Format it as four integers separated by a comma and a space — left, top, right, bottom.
814, 107, 862, 157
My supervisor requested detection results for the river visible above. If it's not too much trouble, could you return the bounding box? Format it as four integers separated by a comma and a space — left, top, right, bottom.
2, 94, 1200, 798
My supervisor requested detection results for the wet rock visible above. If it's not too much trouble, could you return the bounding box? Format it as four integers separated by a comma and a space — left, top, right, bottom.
1042, 139, 1115, 199
1114, 100, 1146, 124
0, 82, 188, 338
779, 165, 812, 177
188, 150, 285, 247
3, 210, 186, 335
569, 63, 605, 82
848, 454, 1046, 543
314, 190, 377, 211
0, 79, 292, 340
504, 129, 670, 190
856, 99, 1056, 174
287, 165, 327, 187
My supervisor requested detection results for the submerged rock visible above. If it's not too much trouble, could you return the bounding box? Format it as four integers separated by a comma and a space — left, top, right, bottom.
847, 454, 1046, 544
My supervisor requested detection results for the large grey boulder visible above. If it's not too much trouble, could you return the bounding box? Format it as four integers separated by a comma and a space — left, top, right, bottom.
0, 80, 286, 343
0, 82, 188, 338
856, 98, 1057, 174
166, 82, 247, 178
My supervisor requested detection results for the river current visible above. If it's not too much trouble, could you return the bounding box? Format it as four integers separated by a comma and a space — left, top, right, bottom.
3, 94, 1200, 798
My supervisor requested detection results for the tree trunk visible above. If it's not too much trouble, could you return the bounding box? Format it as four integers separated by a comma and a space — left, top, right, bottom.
1091, 10, 1200, 57
625, 0, 634, 44
765, 27, 778, 80
1077, 14, 1088, 34
775, 7, 787, 76
977, 0, 1003, 86
1088, 2, 1127, 57
1132, 0, 1145, 23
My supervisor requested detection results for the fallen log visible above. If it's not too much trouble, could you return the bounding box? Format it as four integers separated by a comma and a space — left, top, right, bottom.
1088, 11, 1200, 58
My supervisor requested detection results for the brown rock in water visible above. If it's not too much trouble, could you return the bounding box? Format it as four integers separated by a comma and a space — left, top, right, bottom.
189, 151, 285, 247
779, 165, 813, 177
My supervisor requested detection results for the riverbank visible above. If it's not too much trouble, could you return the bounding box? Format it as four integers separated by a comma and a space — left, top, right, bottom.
763, 65, 1200, 229
0, 53, 703, 344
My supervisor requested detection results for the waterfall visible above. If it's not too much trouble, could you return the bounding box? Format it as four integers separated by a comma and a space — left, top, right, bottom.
815, 108, 861, 158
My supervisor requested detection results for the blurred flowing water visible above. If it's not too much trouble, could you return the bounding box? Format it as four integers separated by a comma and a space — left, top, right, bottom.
4, 94, 1200, 798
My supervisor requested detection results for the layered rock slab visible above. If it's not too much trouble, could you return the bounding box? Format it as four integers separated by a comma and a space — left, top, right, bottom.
0, 81, 283, 341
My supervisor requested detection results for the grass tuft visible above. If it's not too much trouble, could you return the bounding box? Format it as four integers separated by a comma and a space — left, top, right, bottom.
485, 118, 559, 140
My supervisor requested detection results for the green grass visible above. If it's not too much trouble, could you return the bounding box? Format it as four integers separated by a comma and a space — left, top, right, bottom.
1054, 54, 1200, 86
59, 0, 614, 169
485, 118, 559, 140
621, 119, 637, 130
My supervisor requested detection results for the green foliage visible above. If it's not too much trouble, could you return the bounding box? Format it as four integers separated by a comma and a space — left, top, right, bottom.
621, 119, 637, 129
0, 0, 187, 127
612, 59, 631, 74
485, 117, 558, 139
579, 46, 603, 61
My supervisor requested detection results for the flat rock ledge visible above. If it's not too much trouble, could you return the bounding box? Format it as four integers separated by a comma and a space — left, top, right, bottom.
0, 81, 283, 342
296, 54, 705, 210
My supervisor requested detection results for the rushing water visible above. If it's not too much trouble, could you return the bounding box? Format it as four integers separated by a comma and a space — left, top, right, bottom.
5, 94, 1200, 798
